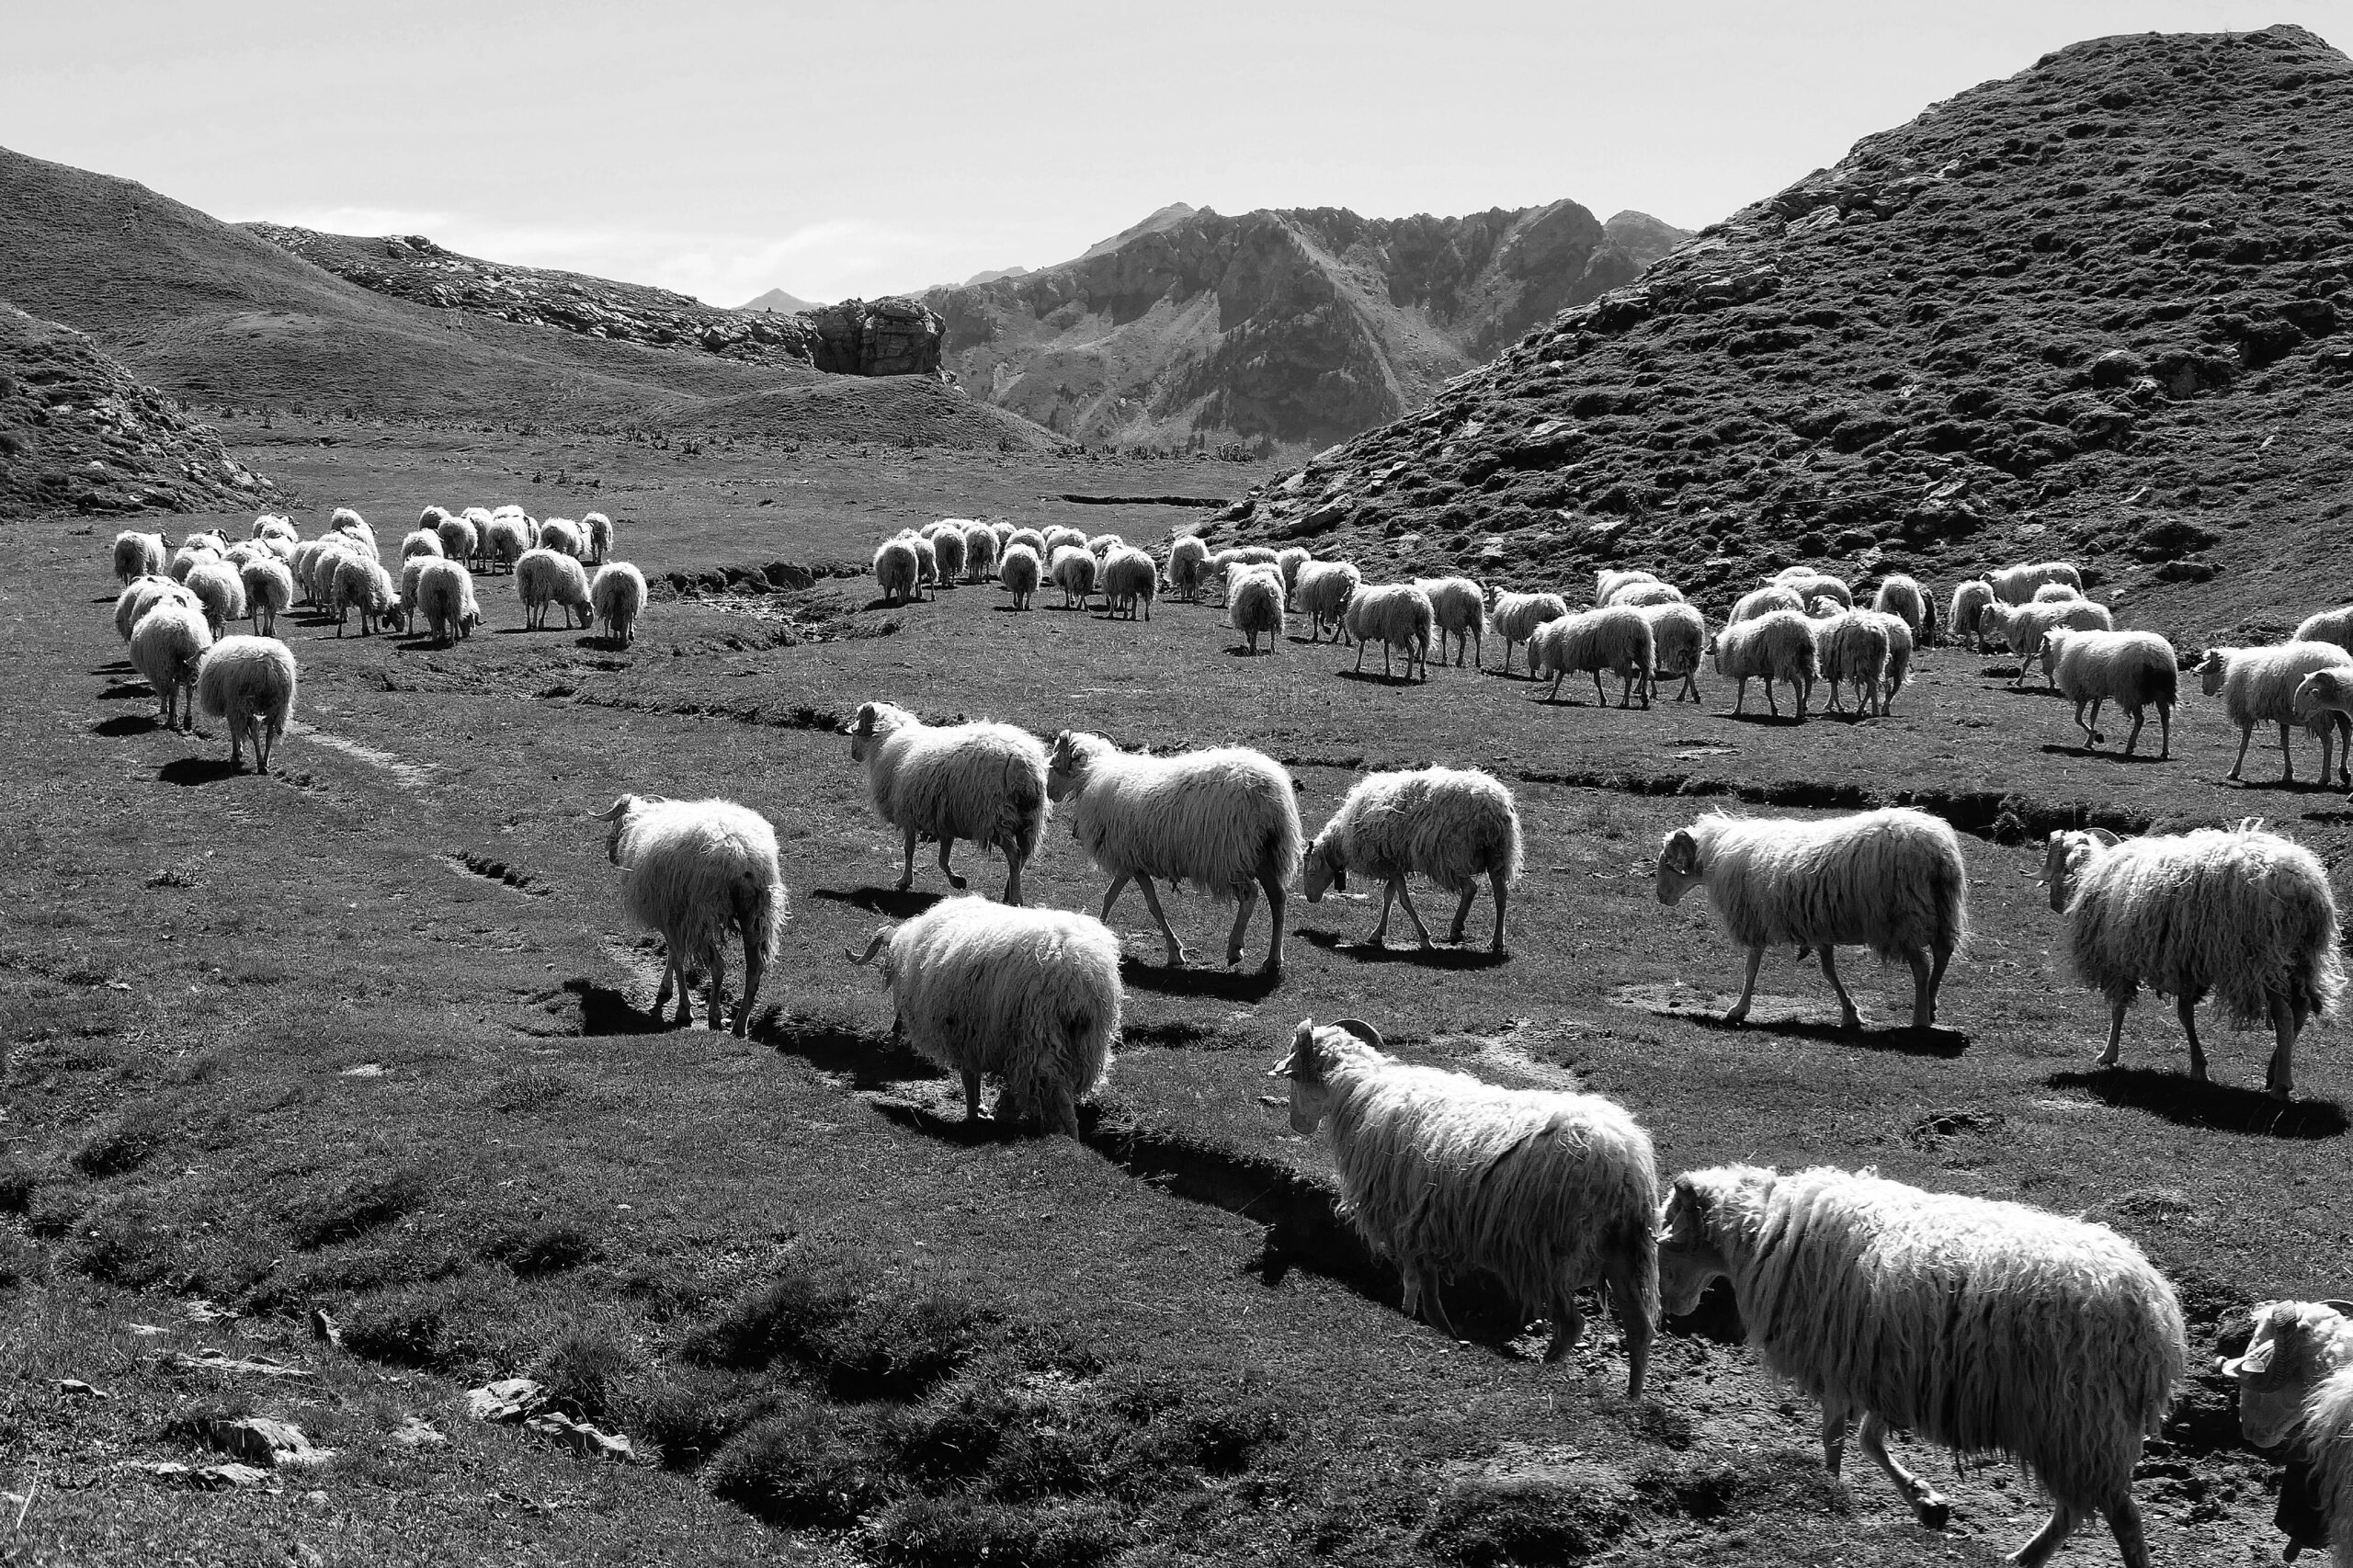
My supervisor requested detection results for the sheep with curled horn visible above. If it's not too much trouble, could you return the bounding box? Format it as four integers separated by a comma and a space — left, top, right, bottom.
1269, 1017, 1658, 1396
2217, 1300, 2353, 1566
589, 794, 787, 1036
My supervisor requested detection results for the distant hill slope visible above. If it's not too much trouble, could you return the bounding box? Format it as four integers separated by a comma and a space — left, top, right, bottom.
738, 288, 825, 313
919, 202, 1690, 449
0, 301, 277, 518
1218, 24, 2353, 640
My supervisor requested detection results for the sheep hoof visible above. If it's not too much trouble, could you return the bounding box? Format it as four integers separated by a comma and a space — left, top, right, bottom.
1913, 1495, 1950, 1530
1722, 1006, 1750, 1027
945, 874, 968, 890
1840, 1012, 1862, 1033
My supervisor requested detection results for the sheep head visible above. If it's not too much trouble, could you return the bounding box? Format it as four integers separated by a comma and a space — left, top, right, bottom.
846, 701, 903, 762
2040, 828, 2112, 911
1655, 1171, 1740, 1318
588, 794, 659, 862
1044, 731, 1099, 802
1267, 1017, 1382, 1135
2199, 649, 2234, 697
1302, 835, 1345, 902
2292, 669, 2350, 721
1654, 828, 1704, 905
2219, 1300, 2353, 1449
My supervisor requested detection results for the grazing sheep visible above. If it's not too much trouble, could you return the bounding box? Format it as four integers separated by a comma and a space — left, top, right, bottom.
1870, 574, 1930, 640
434, 510, 479, 566
1270, 1017, 1657, 1395
2038, 629, 2177, 756
222, 541, 267, 569
1230, 571, 1285, 653
180, 530, 228, 555
1006, 527, 1047, 560
183, 560, 248, 636
1728, 584, 1804, 624
903, 529, 939, 589
1949, 579, 1995, 649
1711, 609, 1818, 719
846, 898, 1120, 1136
2203, 642, 2353, 784
1866, 608, 1916, 712
112, 530, 168, 584
961, 523, 1000, 582
1046, 730, 1302, 973
998, 542, 1042, 609
418, 506, 450, 529
1487, 590, 1569, 675
1657, 1165, 2185, 1568
1166, 535, 1211, 601
1990, 560, 2084, 605
583, 512, 613, 565
1042, 526, 1087, 558
873, 538, 920, 605
2293, 667, 2353, 779
1656, 807, 1969, 1030
987, 521, 1015, 548
590, 794, 787, 1035
847, 700, 1050, 904
195, 636, 297, 773
1594, 569, 1660, 603
1051, 545, 1098, 608
332, 555, 403, 637
931, 527, 967, 584
1639, 601, 1707, 703
1982, 599, 2115, 688
289, 541, 332, 607
130, 601, 211, 732
239, 558, 294, 637
1294, 560, 1362, 643
400, 528, 444, 561
516, 547, 592, 631
1100, 546, 1157, 620
483, 513, 531, 573
169, 544, 219, 584
538, 517, 585, 559
327, 508, 375, 554
2217, 1300, 2353, 1568
1810, 608, 1892, 718
2044, 822, 2341, 1096
588, 562, 645, 648
252, 514, 298, 543
416, 560, 484, 645
115, 576, 195, 642
1530, 605, 1654, 708
1209, 546, 1280, 604
1303, 767, 1521, 952
1774, 570, 1853, 610
1415, 575, 1486, 667
2032, 582, 2084, 604
2292, 604, 2353, 654
1277, 545, 1311, 592
399, 557, 432, 633
1347, 584, 1434, 683
1606, 581, 1685, 609
1086, 532, 1124, 561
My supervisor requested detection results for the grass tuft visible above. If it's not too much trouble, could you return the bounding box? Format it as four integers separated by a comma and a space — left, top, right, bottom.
870, 1495, 1130, 1568
284, 1166, 429, 1250
1418, 1465, 1639, 1565
0, 1161, 35, 1214
482, 1218, 599, 1277
703, 1397, 898, 1527
684, 1254, 1002, 1401
535, 1331, 635, 1425
73, 1106, 168, 1176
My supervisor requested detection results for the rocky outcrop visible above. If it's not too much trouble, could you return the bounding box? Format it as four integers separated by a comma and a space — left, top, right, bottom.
800, 298, 945, 377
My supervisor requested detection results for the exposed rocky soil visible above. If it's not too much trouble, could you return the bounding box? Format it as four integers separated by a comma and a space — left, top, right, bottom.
1219, 24, 2353, 640
922, 202, 1688, 449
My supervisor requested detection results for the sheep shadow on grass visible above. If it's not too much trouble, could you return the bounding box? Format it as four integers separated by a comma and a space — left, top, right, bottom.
157, 756, 242, 788
1117, 957, 1283, 1003
748, 1007, 938, 1089
1722, 710, 1809, 728
89, 713, 161, 737
97, 682, 152, 702
1334, 667, 1422, 687
2037, 744, 2169, 764
92, 660, 135, 676
1299, 929, 1508, 971
1664, 1005, 1970, 1059
808, 885, 947, 920
2047, 1067, 2347, 1139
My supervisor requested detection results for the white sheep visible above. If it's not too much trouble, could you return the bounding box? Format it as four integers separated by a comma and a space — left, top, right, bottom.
1346, 584, 1434, 683
399, 556, 433, 634
1051, 544, 1098, 608
417, 559, 484, 645
1605, 581, 1684, 609
1949, 579, 1995, 649
1656, 807, 1969, 1031
1989, 560, 2083, 604
483, 513, 531, 573
1594, 569, 1660, 603
331, 555, 404, 638
195, 635, 297, 773
306, 540, 356, 609
1870, 574, 1929, 639
180, 529, 228, 555
239, 557, 294, 637
252, 514, 297, 543
961, 523, 1000, 583
2217, 1300, 2353, 1568
1415, 576, 1486, 667
2043, 822, 2342, 1096
131, 600, 212, 733
1006, 526, 1047, 560
183, 560, 248, 636
931, 527, 967, 583
873, 538, 920, 605
847, 701, 1049, 904
1270, 1017, 1657, 1395
846, 898, 1120, 1135
327, 508, 375, 555
1810, 608, 1891, 718
516, 547, 592, 631
2291, 603, 2353, 653
583, 511, 613, 565
998, 542, 1042, 609
1657, 1164, 2185, 1567
1099, 546, 1157, 620
1302, 767, 1521, 952
589, 794, 787, 1036
1042, 525, 1088, 558
1981, 599, 2114, 687
400, 528, 445, 561
1294, 560, 1361, 643
434, 510, 479, 566
589, 562, 645, 647
1230, 570, 1285, 653
418, 506, 450, 529
2038, 629, 2177, 756
1727, 584, 1804, 624
1045, 730, 1302, 973
1638, 601, 1707, 703
538, 517, 585, 559
1711, 609, 1818, 719
2202, 642, 2353, 784
1276, 545, 1311, 592
112, 530, 167, 584
222, 541, 268, 569
2032, 582, 2083, 604
903, 529, 938, 591
1773, 569, 1852, 610
1530, 605, 1654, 708
169, 544, 219, 584
1086, 531, 1124, 561
115, 576, 195, 643
1166, 535, 1211, 601
1487, 590, 1568, 674
1865, 608, 1915, 711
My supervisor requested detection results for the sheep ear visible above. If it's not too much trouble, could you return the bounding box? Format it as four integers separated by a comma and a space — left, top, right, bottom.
2089, 828, 2120, 847
1331, 1017, 1383, 1051
1267, 1019, 1313, 1078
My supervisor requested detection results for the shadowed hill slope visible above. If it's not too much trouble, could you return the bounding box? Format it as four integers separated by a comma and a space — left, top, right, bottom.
1217, 24, 2353, 642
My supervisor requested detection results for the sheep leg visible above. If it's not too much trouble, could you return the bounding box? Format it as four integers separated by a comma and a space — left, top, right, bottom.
1679, 670, 1699, 703
2155, 705, 2170, 761
653, 958, 676, 1018
1543, 1290, 1585, 1363
2228, 722, 2253, 781
1226, 883, 1260, 968
1547, 670, 1565, 703
1816, 946, 1862, 1031
897, 826, 920, 891
1904, 948, 1934, 1029
1447, 883, 1476, 945
1369, 881, 1395, 947
2178, 993, 2209, 1080
706, 945, 728, 1031
1856, 1413, 1949, 1528
1132, 875, 1190, 968
672, 959, 693, 1027
1391, 880, 1435, 950
1099, 872, 1131, 918
1765, 679, 1780, 718
2096, 997, 2129, 1067
1354, 639, 1367, 674
1606, 1258, 1651, 1398
2265, 992, 2296, 1099
2007, 1505, 2086, 1568
1726, 946, 1765, 1025
1256, 862, 1287, 974
1592, 669, 1608, 707
1472, 630, 1483, 670
1404, 1269, 1459, 1340
1926, 940, 1951, 1024
962, 1070, 983, 1122
1382, 642, 1393, 680
736, 926, 764, 1039
935, 836, 967, 891
1821, 1402, 1855, 1473
1486, 869, 1508, 955
2097, 1498, 2152, 1568
2279, 720, 2297, 785
1001, 846, 1025, 907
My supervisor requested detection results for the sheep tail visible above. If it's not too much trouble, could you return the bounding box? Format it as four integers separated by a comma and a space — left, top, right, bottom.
743, 876, 789, 966
1615, 1211, 1661, 1327
1937, 846, 1972, 959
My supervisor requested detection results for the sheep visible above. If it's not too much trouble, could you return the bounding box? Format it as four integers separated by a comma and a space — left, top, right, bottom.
1867, 609, 1916, 712
130, 600, 211, 733
400, 528, 444, 561
434, 510, 479, 566
847, 701, 1049, 904
590, 795, 787, 1037
1229, 570, 1285, 653
2036, 629, 2177, 757
2292, 667, 2353, 783
1655, 806, 1969, 1031
1530, 605, 1654, 708
1415, 575, 1485, 667
182, 560, 248, 636
2202, 642, 2353, 784
588, 562, 645, 648
902, 529, 939, 589
305, 540, 355, 609
961, 522, 1000, 582
538, 517, 585, 559
1269, 1017, 1657, 1396
2292, 604, 2353, 654
1870, 574, 1931, 640
327, 507, 374, 554
583, 512, 613, 565
1099, 546, 1157, 620
332, 554, 404, 637
1604, 581, 1684, 609
398, 556, 434, 633
1810, 608, 1891, 717
112, 530, 167, 583
2043, 822, 2342, 1097
1051, 544, 1098, 609
998, 542, 1041, 609
1638, 602, 1706, 703
1487, 590, 1568, 675
931, 527, 967, 584
1209, 546, 1281, 604
1006, 526, 1047, 560
115, 575, 196, 642
483, 513, 531, 573
1727, 584, 1804, 624
1085, 531, 1124, 561
223, 541, 268, 569
1990, 560, 2083, 605
169, 544, 219, 584
872, 538, 920, 605
1711, 609, 1818, 719
1981, 599, 2114, 688
416, 560, 484, 646
1347, 584, 1434, 683
194, 636, 297, 773
2032, 582, 2083, 604
1302, 767, 1521, 952
1166, 535, 1211, 601
1045, 730, 1302, 973
1277, 545, 1311, 592
516, 547, 592, 631
259, 536, 296, 564
1041, 525, 1087, 558
846, 898, 1120, 1136
1773, 570, 1852, 610
1656, 1164, 2185, 1568
1949, 579, 1995, 648
180, 530, 228, 555
239, 557, 294, 637
252, 514, 297, 543
418, 506, 450, 530
1594, 568, 1660, 603
1294, 560, 1361, 644
2217, 1300, 2353, 1568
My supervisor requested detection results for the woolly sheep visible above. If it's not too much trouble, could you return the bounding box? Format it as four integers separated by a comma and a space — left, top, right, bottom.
1775, 570, 1852, 611
1085, 531, 1124, 561
169, 544, 218, 584
1990, 560, 2083, 605
846, 898, 1120, 1136
1810, 608, 1891, 718
195, 635, 296, 773
1006, 526, 1047, 560
1294, 560, 1361, 643
847, 701, 1049, 905
1041, 525, 1087, 558
1230, 571, 1285, 653
434, 511, 479, 565
590, 794, 787, 1036
1949, 580, 1995, 649
1277, 545, 1311, 592
183, 560, 248, 636
516, 547, 591, 631
2292, 603, 2353, 654
998, 542, 1042, 609
2293, 668, 2353, 781
483, 513, 531, 573
1981, 599, 2114, 688
1656, 807, 1969, 1031
1046, 730, 1302, 973
1487, 590, 1568, 675
2038, 629, 2177, 756
239, 557, 293, 637
1166, 535, 1211, 601
399, 557, 432, 633
113, 530, 167, 583
419, 506, 450, 529
589, 562, 645, 648
1415, 576, 1485, 667
181, 530, 228, 555
223, 541, 267, 569
538, 517, 585, 559
1051, 544, 1098, 608
2032, 582, 2083, 604
987, 521, 1015, 548
1530, 605, 1654, 708
903, 529, 939, 588
2217, 1300, 2353, 1568
1711, 609, 1818, 719
1347, 583, 1434, 683
115, 575, 196, 642
961, 522, 999, 582
1728, 584, 1804, 624
1865, 608, 1916, 712
1594, 569, 1659, 603
1870, 574, 1930, 640
931, 527, 967, 584
1210, 545, 1280, 603
2043, 823, 2341, 1096
252, 514, 297, 543
333, 554, 403, 637
2202, 642, 2353, 784
1638, 601, 1707, 703
131, 600, 211, 733
1302, 767, 1522, 952
400, 528, 444, 561
1656, 1165, 2184, 1567
1100, 546, 1156, 620
1605, 581, 1685, 609
417, 560, 484, 645
583, 512, 613, 565
1271, 1017, 1657, 1395
872, 538, 920, 605
327, 508, 375, 554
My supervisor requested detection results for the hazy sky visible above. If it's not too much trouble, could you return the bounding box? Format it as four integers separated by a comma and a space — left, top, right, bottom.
5, 1, 2331, 305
